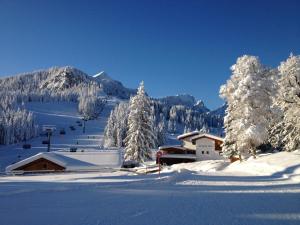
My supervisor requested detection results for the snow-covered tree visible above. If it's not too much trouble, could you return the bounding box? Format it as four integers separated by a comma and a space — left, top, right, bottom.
273, 54, 300, 151
154, 120, 167, 147
220, 55, 276, 159
0, 97, 38, 145
78, 83, 106, 119
124, 81, 156, 162
103, 102, 129, 148
103, 110, 117, 148
199, 124, 209, 133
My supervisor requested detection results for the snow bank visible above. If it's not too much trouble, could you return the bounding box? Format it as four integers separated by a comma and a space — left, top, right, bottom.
165, 160, 229, 173
225, 150, 300, 181
166, 151, 300, 181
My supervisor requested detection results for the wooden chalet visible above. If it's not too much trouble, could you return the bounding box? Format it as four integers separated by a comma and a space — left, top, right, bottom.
157, 132, 224, 165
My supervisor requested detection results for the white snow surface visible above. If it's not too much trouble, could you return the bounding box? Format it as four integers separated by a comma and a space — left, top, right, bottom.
0, 100, 118, 172
167, 150, 300, 181
1, 151, 300, 225
1, 101, 300, 225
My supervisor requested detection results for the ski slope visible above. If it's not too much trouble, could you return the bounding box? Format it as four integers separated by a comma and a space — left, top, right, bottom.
0, 160, 300, 225
0, 99, 119, 172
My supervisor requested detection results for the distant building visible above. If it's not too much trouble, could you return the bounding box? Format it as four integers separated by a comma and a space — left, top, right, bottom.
6, 150, 122, 174
157, 131, 224, 165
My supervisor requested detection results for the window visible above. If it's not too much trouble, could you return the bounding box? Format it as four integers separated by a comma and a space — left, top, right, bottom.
206, 151, 209, 154
202, 151, 204, 154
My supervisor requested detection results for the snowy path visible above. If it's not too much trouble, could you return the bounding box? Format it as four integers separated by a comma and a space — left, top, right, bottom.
0, 170, 300, 225
0, 100, 117, 172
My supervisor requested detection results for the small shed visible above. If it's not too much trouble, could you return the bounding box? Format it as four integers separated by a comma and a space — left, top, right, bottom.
6, 150, 122, 174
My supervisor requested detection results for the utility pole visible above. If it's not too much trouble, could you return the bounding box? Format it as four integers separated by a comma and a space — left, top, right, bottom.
43, 125, 56, 152
82, 118, 88, 134
47, 130, 51, 152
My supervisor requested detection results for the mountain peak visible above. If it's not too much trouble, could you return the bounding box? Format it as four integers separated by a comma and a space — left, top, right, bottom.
93, 71, 111, 80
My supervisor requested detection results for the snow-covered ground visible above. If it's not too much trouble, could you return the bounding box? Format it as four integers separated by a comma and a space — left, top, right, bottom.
1, 151, 300, 225
0, 100, 117, 172
1, 100, 300, 225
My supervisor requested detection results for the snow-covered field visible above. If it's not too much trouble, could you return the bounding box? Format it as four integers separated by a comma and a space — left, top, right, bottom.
1, 101, 300, 225
1, 151, 300, 225
0, 100, 117, 172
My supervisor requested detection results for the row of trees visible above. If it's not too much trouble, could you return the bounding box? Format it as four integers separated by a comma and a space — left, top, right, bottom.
78, 84, 106, 119
103, 93, 223, 151
0, 95, 38, 145
0, 67, 107, 146
220, 54, 300, 159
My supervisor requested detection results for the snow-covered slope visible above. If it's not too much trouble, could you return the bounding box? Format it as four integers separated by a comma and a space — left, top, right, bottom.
167, 150, 300, 181
1, 151, 300, 225
0, 66, 136, 99
0, 99, 120, 172
40, 66, 91, 90
93, 71, 136, 99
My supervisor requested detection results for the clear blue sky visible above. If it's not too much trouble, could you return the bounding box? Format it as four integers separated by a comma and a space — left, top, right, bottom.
0, 0, 299, 109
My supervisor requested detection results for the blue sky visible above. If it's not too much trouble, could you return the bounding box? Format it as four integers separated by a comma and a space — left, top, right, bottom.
0, 0, 299, 109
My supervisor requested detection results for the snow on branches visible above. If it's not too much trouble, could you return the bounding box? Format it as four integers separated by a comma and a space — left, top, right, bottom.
275, 54, 300, 151
124, 81, 156, 163
220, 55, 276, 158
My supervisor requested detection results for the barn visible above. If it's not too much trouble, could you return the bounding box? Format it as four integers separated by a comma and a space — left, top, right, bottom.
6, 150, 122, 174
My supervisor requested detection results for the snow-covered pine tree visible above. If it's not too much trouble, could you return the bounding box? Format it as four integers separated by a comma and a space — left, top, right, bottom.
199, 124, 209, 133
274, 54, 300, 151
124, 81, 156, 162
220, 55, 275, 159
103, 110, 117, 148
103, 102, 129, 148
115, 102, 130, 147
155, 120, 167, 147
78, 83, 105, 119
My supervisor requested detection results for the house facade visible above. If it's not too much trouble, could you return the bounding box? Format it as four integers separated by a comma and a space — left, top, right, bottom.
158, 131, 224, 165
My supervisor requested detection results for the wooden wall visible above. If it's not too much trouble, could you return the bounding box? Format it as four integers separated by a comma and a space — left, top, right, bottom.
14, 158, 65, 172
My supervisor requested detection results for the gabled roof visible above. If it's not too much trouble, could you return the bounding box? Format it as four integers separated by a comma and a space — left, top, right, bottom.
190, 133, 224, 142
177, 131, 200, 140
6, 152, 67, 172
6, 150, 122, 173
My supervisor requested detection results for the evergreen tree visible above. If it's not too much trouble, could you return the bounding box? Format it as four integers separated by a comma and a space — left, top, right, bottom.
103, 110, 117, 147
220, 55, 275, 159
103, 102, 129, 148
124, 81, 156, 162
275, 54, 300, 151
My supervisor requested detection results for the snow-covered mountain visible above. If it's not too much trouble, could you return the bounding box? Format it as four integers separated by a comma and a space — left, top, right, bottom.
40, 67, 91, 90
0, 66, 225, 142
92, 71, 136, 99
209, 103, 227, 117
159, 94, 197, 107
0, 66, 136, 99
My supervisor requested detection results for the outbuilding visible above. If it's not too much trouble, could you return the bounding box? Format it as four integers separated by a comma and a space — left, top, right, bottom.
6, 150, 122, 174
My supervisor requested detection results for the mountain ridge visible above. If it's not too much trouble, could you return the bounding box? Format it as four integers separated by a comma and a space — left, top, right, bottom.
0, 66, 225, 114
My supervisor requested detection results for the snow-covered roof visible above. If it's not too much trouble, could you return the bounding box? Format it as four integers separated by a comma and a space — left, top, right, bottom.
6, 150, 122, 173
159, 145, 188, 151
177, 131, 200, 140
190, 133, 224, 142
160, 154, 196, 159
